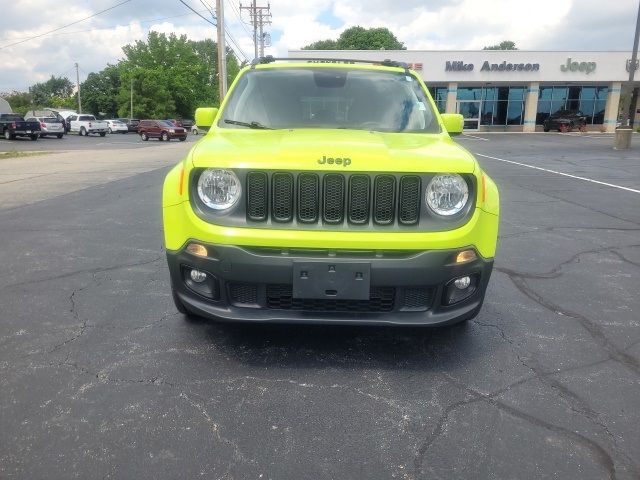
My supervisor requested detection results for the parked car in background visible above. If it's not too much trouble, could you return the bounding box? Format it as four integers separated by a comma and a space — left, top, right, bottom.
105, 119, 129, 134
24, 116, 64, 138
180, 119, 194, 129
543, 110, 587, 132
138, 119, 187, 141
165, 119, 183, 128
118, 118, 140, 132
67, 114, 109, 136
0, 113, 41, 140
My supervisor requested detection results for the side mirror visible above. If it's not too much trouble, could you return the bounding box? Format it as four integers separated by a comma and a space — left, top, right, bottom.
195, 107, 219, 128
441, 113, 464, 136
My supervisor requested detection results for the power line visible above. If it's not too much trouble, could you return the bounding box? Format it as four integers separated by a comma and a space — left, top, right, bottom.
224, 27, 249, 61
0, 0, 132, 50
226, 0, 255, 39
178, 0, 216, 26
0, 10, 212, 42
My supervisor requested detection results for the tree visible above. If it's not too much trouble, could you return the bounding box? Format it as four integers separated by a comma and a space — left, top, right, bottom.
81, 65, 121, 117
115, 32, 240, 118
302, 39, 338, 50
483, 40, 518, 50
30, 75, 74, 105
2, 91, 33, 116
302, 26, 406, 50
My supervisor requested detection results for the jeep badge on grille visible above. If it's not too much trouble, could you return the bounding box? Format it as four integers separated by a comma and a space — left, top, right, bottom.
317, 155, 351, 166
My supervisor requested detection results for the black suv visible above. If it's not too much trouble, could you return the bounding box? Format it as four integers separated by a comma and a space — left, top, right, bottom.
543, 110, 587, 132
118, 118, 140, 132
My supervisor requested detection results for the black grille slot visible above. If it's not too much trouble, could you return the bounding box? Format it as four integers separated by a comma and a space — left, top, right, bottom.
297, 173, 319, 223
266, 284, 395, 312
272, 173, 294, 222
348, 175, 370, 224
402, 287, 432, 311
228, 283, 258, 305
399, 176, 421, 225
373, 175, 396, 225
246, 172, 268, 221
323, 174, 345, 223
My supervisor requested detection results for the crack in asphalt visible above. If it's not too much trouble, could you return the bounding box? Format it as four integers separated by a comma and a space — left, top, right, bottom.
414, 375, 618, 480
2, 255, 163, 290
502, 272, 640, 377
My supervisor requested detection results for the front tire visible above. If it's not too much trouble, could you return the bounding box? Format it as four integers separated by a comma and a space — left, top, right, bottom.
191, 127, 198, 135
161, 132, 169, 141
140, 132, 148, 141
179, 137, 186, 141
80, 127, 86, 136
4, 129, 14, 140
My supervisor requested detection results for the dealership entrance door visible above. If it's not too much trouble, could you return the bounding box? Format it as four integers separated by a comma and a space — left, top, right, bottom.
457, 101, 481, 130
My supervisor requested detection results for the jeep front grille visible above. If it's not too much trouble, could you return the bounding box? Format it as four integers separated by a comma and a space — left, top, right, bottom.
246, 172, 422, 227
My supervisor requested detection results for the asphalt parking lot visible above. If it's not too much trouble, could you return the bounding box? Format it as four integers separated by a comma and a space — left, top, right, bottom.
1, 132, 639, 479
0, 130, 200, 152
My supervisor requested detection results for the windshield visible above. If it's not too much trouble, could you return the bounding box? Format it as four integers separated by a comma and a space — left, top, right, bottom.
219, 67, 440, 133
159, 120, 177, 127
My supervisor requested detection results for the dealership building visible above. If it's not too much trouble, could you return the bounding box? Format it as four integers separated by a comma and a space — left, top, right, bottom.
289, 50, 639, 132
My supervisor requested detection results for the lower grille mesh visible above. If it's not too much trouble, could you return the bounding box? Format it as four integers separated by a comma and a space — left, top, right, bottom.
266, 285, 395, 312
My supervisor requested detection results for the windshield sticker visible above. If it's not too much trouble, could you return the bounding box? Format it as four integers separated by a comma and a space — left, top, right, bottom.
417, 102, 426, 111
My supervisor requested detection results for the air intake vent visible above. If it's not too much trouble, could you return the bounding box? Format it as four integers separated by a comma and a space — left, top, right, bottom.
348, 175, 370, 224
297, 173, 319, 223
272, 173, 294, 222
399, 176, 421, 225
373, 175, 396, 225
246, 172, 268, 221
323, 174, 345, 223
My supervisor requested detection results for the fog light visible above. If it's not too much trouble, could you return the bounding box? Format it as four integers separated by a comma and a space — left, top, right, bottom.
190, 269, 207, 283
186, 243, 208, 257
454, 276, 471, 289
444, 273, 479, 305
455, 249, 477, 264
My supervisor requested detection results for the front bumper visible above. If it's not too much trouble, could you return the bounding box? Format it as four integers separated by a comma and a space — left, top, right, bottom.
167, 243, 493, 326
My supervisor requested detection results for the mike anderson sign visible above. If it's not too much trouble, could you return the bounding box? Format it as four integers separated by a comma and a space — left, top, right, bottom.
445, 60, 540, 72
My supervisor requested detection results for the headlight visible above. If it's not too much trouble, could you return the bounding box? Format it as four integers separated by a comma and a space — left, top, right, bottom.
197, 169, 241, 210
425, 173, 469, 216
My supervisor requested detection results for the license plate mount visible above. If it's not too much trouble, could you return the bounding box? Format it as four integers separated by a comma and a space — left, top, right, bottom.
292, 261, 371, 300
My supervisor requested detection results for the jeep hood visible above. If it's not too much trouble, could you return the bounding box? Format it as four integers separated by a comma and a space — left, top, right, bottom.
190, 129, 476, 173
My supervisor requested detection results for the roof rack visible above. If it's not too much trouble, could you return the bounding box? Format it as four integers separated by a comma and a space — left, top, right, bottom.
250, 56, 410, 73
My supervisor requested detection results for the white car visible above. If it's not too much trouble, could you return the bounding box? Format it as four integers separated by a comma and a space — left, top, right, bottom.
105, 119, 129, 134
67, 114, 108, 136
24, 116, 64, 138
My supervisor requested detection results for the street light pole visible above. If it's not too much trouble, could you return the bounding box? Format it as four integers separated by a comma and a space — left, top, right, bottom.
616, 0, 640, 149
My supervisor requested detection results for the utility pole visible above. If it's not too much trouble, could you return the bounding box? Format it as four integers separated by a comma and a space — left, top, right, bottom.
240, 2, 271, 60
615, 0, 640, 149
130, 78, 133, 119
75, 62, 82, 113
216, 0, 228, 100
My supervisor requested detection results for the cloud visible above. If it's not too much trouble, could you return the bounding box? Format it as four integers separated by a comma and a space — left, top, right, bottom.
0, 0, 638, 93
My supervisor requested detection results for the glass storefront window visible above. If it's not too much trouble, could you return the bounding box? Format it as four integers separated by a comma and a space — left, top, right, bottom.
428, 86, 447, 113
537, 85, 609, 124
458, 86, 525, 126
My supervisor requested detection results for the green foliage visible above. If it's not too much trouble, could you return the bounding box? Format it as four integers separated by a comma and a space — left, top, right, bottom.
302, 39, 338, 50
483, 40, 518, 50
303, 26, 406, 50
30, 75, 74, 105
81, 65, 120, 117
2, 91, 32, 115
115, 32, 240, 119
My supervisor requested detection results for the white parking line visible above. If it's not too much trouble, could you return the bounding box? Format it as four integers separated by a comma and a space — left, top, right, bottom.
460, 133, 489, 141
476, 153, 640, 194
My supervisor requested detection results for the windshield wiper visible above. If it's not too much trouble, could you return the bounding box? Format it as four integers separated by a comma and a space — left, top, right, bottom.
223, 119, 273, 129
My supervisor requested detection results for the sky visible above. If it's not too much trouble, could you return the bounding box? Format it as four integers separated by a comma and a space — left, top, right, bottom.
0, 0, 638, 92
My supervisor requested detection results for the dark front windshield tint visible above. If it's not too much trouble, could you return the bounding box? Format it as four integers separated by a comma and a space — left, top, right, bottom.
220, 68, 440, 133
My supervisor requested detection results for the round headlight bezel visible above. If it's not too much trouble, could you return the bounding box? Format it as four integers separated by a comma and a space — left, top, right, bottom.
196, 168, 242, 211
425, 173, 470, 217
